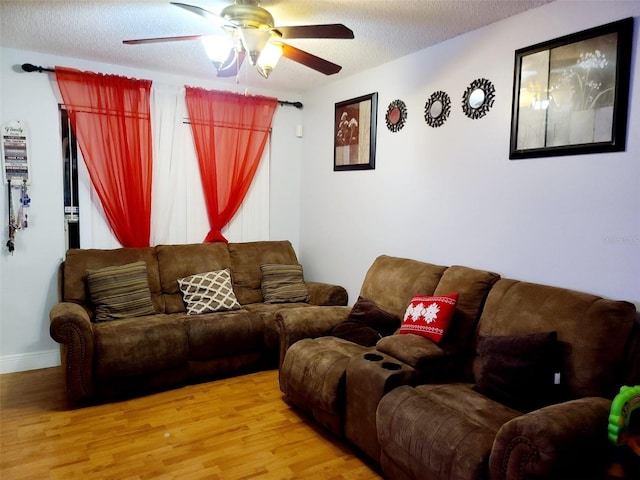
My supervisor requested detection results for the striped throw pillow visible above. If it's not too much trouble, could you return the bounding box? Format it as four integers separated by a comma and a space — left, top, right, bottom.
177, 269, 241, 314
86, 261, 156, 322
260, 264, 310, 304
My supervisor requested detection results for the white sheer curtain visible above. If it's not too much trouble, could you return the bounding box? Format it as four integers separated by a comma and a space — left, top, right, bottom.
222, 139, 270, 242
150, 84, 207, 245
77, 148, 120, 249
77, 83, 270, 248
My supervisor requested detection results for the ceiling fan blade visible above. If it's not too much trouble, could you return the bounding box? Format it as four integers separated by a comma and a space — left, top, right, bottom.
123, 34, 207, 45
217, 51, 246, 77
275, 24, 354, 39
170, 2, 232, 28
281, 43, 342, 75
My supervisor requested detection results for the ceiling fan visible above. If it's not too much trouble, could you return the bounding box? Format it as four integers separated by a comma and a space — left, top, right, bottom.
123, 1, 354, 79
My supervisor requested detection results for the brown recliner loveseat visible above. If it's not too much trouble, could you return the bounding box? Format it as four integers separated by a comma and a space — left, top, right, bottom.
276, 254, 639, 479
49, 240, 347, 402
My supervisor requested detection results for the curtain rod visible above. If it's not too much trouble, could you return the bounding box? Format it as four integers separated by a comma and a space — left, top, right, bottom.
21, 63, 303, 109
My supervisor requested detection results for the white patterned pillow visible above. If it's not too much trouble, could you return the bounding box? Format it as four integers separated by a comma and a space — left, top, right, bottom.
177, 269, 241, 314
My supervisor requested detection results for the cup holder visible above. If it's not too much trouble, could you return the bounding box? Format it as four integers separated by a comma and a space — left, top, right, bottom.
364, 353, 384, 362
381, 362, 402, 371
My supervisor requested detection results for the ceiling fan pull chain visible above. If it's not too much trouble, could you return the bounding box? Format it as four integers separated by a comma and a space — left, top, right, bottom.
235, 51, 241, 85
243, 52, 249, 92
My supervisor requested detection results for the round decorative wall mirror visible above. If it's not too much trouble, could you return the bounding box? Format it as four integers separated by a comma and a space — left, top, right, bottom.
424, 90, 451, 128
461, 78, 495, 119
430, 101, 443, 117
386, 99, 407, 132
468, 89, 485, 108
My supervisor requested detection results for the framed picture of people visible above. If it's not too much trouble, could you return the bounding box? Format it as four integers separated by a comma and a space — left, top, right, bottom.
334, 92, 378, 171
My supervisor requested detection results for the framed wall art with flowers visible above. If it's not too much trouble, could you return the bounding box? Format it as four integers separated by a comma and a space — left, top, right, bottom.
334, 92, 378, 171
509, 17, 633, 159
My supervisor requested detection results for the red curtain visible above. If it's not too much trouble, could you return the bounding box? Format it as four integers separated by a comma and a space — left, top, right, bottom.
55, 67, 153, 248
185, 88, 277, 243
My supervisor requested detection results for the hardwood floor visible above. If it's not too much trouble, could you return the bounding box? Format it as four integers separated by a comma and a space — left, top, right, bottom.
0, 367, 382, 479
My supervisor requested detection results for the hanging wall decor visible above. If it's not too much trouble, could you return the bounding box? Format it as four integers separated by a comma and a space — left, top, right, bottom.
334, 92, 378, 171
462, 78, 495, 119
509, 17, 633, 159
2, 120, 31, 254
385, 99, 407, 132
424, 91, 451, 128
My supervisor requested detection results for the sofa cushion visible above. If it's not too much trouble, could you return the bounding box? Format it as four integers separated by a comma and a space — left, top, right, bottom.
377, 334, 447, 368
156, 243, 232, 313
475, 278, 636, 398
330, 296, 400, 346
417, 382, 522, 432
93, 314, 188, 378
260, 263, 310, 303
433, 265, 500, 350
63, 246, 163, 312
228, 241, 300, 304
377, 383, 520, 480
359, 255, 447, 319
475, 331, 560, 412
86, 261, 156, 322
399, 293, 458, 343
178, 269, 241, 314
180, 310, 264, 359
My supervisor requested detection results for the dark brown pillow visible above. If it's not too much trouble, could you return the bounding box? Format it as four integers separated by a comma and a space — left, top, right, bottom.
330, 296, 400, 346
330, 322, 382, 347
475, 331, 560, 412
349, 296, 400, 335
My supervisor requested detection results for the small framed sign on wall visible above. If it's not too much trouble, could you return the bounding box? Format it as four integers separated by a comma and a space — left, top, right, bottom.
2, 120, 30, 184
334, 92, 378, 171
509, 17, 633, 159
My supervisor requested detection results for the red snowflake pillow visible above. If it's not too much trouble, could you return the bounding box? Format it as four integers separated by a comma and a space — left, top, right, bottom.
399, 293, 459, 343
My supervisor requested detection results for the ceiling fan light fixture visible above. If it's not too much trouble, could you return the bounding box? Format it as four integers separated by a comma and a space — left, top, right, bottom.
127, 2, 352, 79
239, 28, 271, 65
221, 1, 274, 30
256, 42, 283, 78
201, 35, 235, 67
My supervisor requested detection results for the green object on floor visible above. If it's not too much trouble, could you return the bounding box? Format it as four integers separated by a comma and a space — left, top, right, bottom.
607, 385, 640, 479
608, 385, 640, 445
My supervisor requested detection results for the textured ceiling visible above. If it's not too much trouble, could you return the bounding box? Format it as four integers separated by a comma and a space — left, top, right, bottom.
0, 0, 554, 93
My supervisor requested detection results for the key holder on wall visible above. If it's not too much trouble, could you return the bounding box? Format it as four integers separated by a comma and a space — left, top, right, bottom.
2, 120, 31, 254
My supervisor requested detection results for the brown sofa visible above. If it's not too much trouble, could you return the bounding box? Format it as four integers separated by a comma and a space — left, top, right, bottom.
277, 254, 639, 479
49, 240, 347, 402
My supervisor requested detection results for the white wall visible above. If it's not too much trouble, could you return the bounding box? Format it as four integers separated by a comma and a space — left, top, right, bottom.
0, 47, 302, 372
297, 0, 640, 308
2, 0, 639, 373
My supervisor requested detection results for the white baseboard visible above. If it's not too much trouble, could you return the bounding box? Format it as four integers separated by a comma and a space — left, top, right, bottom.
0, 349, 61, 374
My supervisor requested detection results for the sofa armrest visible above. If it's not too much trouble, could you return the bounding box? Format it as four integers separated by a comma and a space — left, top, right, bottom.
305, 281, 348, 306
49, 302, 95, 401
376, 334, 446, 367
376, 334, 462, 382
275, 305, 350, 368
489, 397, 612, 480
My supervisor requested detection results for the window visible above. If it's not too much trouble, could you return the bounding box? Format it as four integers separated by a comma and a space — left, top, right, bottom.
60, 107, 80, 249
